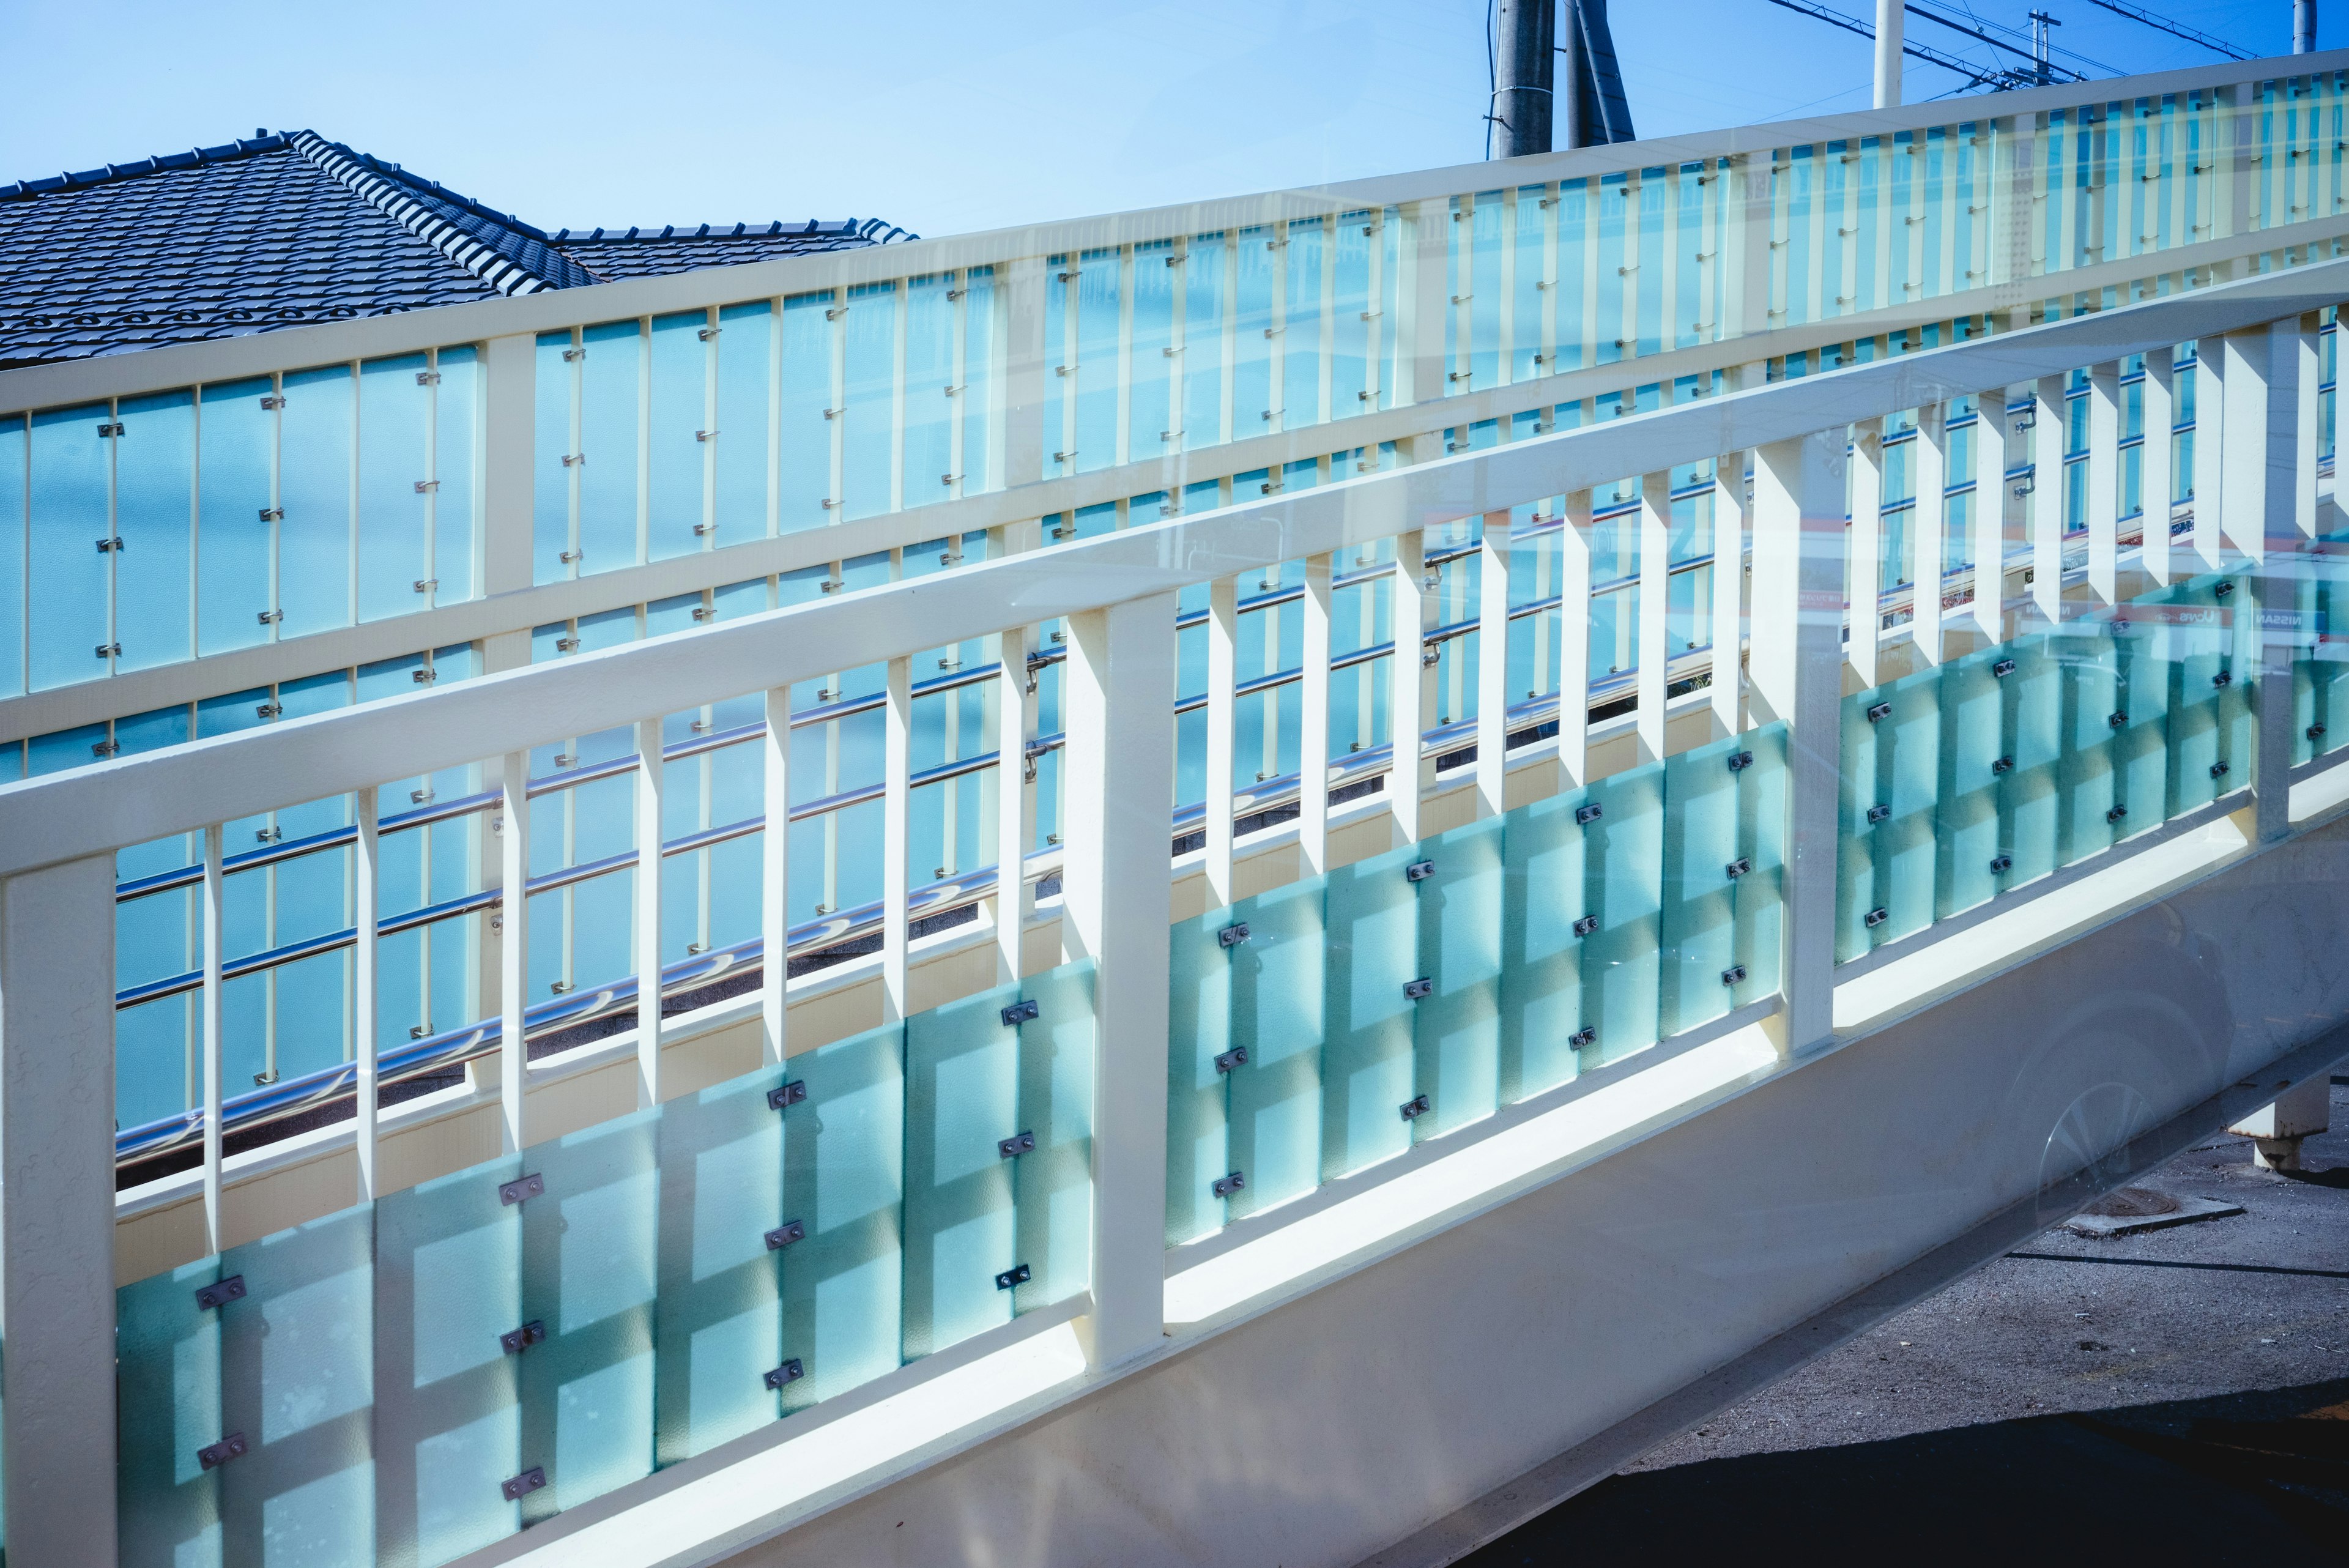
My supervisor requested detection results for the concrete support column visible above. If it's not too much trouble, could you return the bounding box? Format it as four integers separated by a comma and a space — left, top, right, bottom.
2228, 1071, 2332, 1170
1751, 433, 1849, 1057
1, 856, 119, 1568
1874, 0, 1904, 108
2228, 322, 2312, 844
1061, 592, 1177, 1370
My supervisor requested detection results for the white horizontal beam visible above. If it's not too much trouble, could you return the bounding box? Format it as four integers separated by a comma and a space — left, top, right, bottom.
4, 255, 2345, 880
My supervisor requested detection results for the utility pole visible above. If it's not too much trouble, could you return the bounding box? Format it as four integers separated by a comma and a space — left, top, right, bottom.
1490, 0, 1557, 159
2296, 0, 2317, 51
2028, 10, 2060, 84
1874, 0, 1904, 106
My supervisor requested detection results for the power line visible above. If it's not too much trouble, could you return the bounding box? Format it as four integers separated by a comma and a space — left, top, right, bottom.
1761, 0, 2019, 91
2079, 0, 2255, 61
1913, 2, 2121, 76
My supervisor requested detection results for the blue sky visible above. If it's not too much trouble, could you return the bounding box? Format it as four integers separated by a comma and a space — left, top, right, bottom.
1, 1, 2328, 240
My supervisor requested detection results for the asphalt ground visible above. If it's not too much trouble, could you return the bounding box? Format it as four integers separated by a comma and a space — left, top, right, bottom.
1461, 1081, 2349, 1566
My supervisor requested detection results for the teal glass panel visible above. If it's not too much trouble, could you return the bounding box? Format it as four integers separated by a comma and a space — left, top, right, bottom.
1233, 228, 1275, 437
647, 312, 707, 562
217, 1205, 374, 1567
519, 1110, 658, 1522
1181, 233, 1226, 450
117, 1260, 223, 1568
1012, 959, 1096, 1309
0, 415, 21, 695
1283, 217, 1325, 428
655, 1063, 784, 1465
532, 332, 573, 583
841, 282, 896, 519
960, 267, 1000, 492
1661, 737, 1743, 1033
1165, 910, 1232, 1244
1935, 642, 2006, 920
1499, 789, 1589, 1104
1580, 760, 1664, 1065
114, 389, 194, 671
2112, 606, 2176, 819
1555, 181, 1587, 370
1129, 242, 1177, 460
1330, 216, 1372, 414
278, 365, 353, 639
357, 354, 431, 623
1731, 721, 1789, 1005
779, 1022, 905, 1411
2000, 631, 2063, 886
714, 302, 771, 539
1226, 879, 1324, 1217
2055, 626, 2123, 864
903, 278, 954, 508
373, 1156, 521, 1568
26, 403, 109, 691
577, 321, 642, 575
1075, 250, 1120, 474
902, 985, 1018, 1358
433, 347, 480, 603
1412, 814, 1502, 1140
1321, 843, 1419, 1180
1466, 196, 1501, 390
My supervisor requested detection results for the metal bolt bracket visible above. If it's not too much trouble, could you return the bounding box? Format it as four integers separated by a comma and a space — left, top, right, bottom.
2108, 710, 2128, 729
1866, 803, 1891, 824
1727, 750, 1754, 773
2106, 804, 2128, 823
1990, 756, 2014, 775
995, 1263, 1033, 1290
1865, 907, 1890, 929
500, 1320, 547, 1355
1866, 701, 1893, 723
196, 1433, 248, 1471
763, 1359, 805, 1390
1573, 914, 1600, 938
1214, 1046, 1249, 1074
1211, 1172, 1246, 1200
1725, 857, 1753, 879
1992, 658, 2017, 678
1219, 922, 1252, 948
194, 1274, 247, 1310
499, 1172, 544, 1206
1721, 964, 1750, 986
1575, 802, 1604, 825
2309, 724, 2328, 741
765, 1220, 806, 1250
1000, 998, 1041, 1027
2210, 760, 2230, 779
2213, 579, 2235, 598
2212, 669, 2233, 689
768, 1079, 807, 1111
1403, 976, 1434, 1001
502, 1467, 546, 1502
1399, 1093, 1432, 1122
1989, 853, 2014, 874
998, 1130, 1037, 1159
1405, 858, 1438, 883
1569, 1026, 1598, 1049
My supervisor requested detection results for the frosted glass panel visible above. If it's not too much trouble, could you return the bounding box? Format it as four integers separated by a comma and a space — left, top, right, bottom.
1165, 912, 1232, 1244
1579, 761, 1664, 1066
277, 366, 353, 640
1012, 958, 1096, 1308
1500, 790, 1591, 1104
1411, 815, 1502, 1140
1321, 843, 1419, 1180
779, 1022, 905, 1412
577, 321, 642, 576
356, 355, 431, 624
114, 390, 195, 671
902, 984, 1019, 1358
1225, 878, 1325, 1216
117, 1261, 224, 1568
26, 403, 109, 691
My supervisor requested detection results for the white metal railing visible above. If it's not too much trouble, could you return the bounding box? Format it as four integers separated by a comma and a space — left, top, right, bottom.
2, 244, 2348, 1562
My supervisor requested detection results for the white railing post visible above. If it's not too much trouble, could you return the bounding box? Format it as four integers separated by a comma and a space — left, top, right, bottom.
2030, 374, 2067, 624
761, 686, 792, 1063
201, 823, 225, 1252
2141, 347, 2176, 585
1204, 574, 1239, 906
1, 855, 119, 1568
1390, 529, 1431, 843
634, 716, 666, 1106
1300, 551, 1335, 875
2087, 360, 2122, 603
355, 784, 380, 1202
1635, 474, 1673, 762
994, 519, 1042, 986
882, 655, 912, 1022
1061, 592, 1177, 1370
1558, 490, 1597, 785
2295, 312, 2323, 542
2194, 340, 2228, 568
2235, 319, 2310, 842
1969, 387, 2012, 644
1711, 455, 1750, 735
1476, 511, 1512, 814
1752, 432, 1848, 1057
499, 750, 530, 1152
1913, 402, 1949, 663
1849, 422, 1885, 687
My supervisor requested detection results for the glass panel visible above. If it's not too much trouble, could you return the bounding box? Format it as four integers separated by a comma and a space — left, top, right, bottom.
1411, 814, 1503, 1140
779, 1022, 905, 1411
1321, 842, 1419, 1180
1130, 243, 1177, 462
278, 366, 354, 640
1661, 736, 1744, 1035
1731, 722, 1790, 1005
114, 389, 194, 671
902, 279, 954, 509
373, 1155, 522, 1568
714, 302, 771, 540
1499, 789, 1590, 1105
26, 402, 109, 691
117, 1260, 223, 1568
1165, 910, 1232, 1246
1579, 760, 1664, 1066
532, 332, 573, 584
217, 1205, 375, 1567
357, 354, 431, 623
1012, 957, 1096, 1309
841, 282, 896, 520
1225, 879, 1324, 1219
433, 347, 480, 604
0, 414, 22, 696
578, 321, 642, 575
902, 984, 1018, 1358
647, 312, 707, 562
779, 294, 833, 533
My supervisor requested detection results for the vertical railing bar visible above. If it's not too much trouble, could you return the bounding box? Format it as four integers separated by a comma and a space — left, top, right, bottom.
1636, 470, 1673, 762
201, 822, 225, 1254
354, 784, 379, 1203
1475, 511, 1511, 816
634, 715, 664, 1107
1970, 384, 2011, 641
499, 749, 529, 1151
1204, 574, 1238, 906
1712, 453, 1748, 735
2194, 335, 2228, 569
2031, 373, 2068, 623
2141, 347, 2176, 585
1914, 401, 1949, 664
881, 653, 911, 1022
1558, 490, 1595, 786
760, 685, 790, 1064
1849, 420, 1886, 687
1301, 551, 1334, 875
1391, 527, 1430, 843
2088, 359, 2123, 603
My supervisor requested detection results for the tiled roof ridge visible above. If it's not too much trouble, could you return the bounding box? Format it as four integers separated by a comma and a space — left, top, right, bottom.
0, 131, 294, 201
553, 217, 918, 243
286, 130, 555, 297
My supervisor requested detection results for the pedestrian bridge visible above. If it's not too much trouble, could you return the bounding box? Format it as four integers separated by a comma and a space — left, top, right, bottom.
5, 51, 2349, 1568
